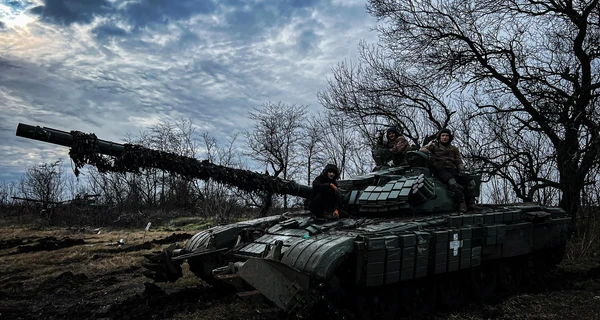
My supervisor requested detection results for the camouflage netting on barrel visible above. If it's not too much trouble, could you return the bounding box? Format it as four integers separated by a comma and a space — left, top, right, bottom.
67, 131, 306, 197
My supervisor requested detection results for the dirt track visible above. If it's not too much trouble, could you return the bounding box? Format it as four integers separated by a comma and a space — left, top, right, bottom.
1, 227, 599, 320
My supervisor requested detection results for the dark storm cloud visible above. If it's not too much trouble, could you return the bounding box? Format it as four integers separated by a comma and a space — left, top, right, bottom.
0, 58, 22, 70
123, 0, 217, 29
30, 0, 113, 25
219, 1, 313, 40
26, 0, 325, 37
296, 29, 321, 55
0, 57, 134, 132
0, 21, 5, 30
91, 24, 127, 39
223, 8, 271, 38
289, 0, 320, 9
291, 17, 325, 55
28, 0, 323, 46
177, 28, 200, 47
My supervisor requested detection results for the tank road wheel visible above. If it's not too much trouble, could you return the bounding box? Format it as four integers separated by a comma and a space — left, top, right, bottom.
354, 286, 399, 320
399, 279, 436, 317
437, 271, 470, 309
470, 263, 497, 300
499, 258, 523, 293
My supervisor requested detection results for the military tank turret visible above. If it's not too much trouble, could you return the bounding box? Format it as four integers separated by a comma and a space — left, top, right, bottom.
16, 123, 574, 319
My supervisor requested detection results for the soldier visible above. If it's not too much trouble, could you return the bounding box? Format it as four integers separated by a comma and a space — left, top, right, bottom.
420, 128, 481, 212
309, 164, 341, 219
372, 126, 410, 167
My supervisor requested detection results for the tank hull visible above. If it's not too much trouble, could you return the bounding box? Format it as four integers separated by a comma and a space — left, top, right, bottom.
151, 205, 571, 319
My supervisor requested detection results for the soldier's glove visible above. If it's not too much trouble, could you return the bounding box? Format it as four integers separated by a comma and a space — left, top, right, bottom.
332, 209, 340, 219
330, 183, 338, 191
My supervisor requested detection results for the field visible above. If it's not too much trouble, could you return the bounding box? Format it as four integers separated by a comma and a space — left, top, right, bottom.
1, 219, 599, 320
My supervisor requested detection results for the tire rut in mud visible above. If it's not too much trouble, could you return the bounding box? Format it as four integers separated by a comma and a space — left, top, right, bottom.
0, 236, 86, 255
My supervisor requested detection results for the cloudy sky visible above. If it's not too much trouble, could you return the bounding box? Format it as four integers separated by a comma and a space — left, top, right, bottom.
0, 0, 378, 183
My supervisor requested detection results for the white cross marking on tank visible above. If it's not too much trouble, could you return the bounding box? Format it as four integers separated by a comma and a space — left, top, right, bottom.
449, 233, 463, 256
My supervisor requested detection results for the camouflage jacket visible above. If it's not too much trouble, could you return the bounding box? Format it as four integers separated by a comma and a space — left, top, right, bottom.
380, 136, 409, 155
419, 140, 464, 170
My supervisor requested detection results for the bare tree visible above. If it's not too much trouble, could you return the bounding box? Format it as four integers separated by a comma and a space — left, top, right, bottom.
18, 160, 67, 204
364, 0, 600, 215
198, 131, 250, 222
86, 169, 129, 208
457, 108, 560, 205
317, 45, 457, 148
309, 111, 373, 178
299, 115, 323, 185
81, 119, 201, 213
117, 119, 200, 209
246, 102, 308, 209
0, 181, 17, 208
16, 160, 68, 220
150, 119, 199, 210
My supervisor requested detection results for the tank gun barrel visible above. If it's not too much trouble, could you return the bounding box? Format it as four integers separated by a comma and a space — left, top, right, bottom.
16, 123, 126, 156
15, 123, 312, 199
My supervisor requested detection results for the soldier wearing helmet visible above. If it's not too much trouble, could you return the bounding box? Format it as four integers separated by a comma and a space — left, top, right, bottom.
420, 128, 481, 212
372, 126, 410, 167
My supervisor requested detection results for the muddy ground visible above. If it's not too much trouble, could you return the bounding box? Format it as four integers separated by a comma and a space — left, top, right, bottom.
0, 225, 599, 320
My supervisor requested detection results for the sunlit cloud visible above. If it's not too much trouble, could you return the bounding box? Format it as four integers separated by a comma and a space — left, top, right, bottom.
0, 0, 378, 182
0, 1, 38, 29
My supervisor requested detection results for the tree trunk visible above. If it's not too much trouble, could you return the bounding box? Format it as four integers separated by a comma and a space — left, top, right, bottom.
559, 168, 583, 218
557, 140, 583, 217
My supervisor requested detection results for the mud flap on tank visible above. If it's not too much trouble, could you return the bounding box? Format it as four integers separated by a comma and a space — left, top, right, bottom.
238, 258, 316, 315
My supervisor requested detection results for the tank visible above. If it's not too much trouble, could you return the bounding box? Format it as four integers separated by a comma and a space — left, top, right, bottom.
16, 123, 574, 319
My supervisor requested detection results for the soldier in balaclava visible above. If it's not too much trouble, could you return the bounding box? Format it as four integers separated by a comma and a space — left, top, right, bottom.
309, 163, 341, 219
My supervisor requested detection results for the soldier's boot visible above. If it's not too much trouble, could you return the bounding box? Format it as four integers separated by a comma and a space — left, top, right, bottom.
458, 202, 468, 213
467, 202, 483, 211
372, 150, 385, 166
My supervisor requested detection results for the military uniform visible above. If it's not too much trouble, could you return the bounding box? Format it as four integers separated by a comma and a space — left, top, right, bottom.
372, 127, 409, 166
420, 129, 479, 212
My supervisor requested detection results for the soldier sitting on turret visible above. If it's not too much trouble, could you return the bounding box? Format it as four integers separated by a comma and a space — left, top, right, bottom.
372, 126, 410, 167
420, 128, 482, 212
309, 164, 341, 219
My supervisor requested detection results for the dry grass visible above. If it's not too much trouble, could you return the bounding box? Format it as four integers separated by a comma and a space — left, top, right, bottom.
566, 218, 600, 261
0, 227, 184, 283
1, 218, 600, 320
